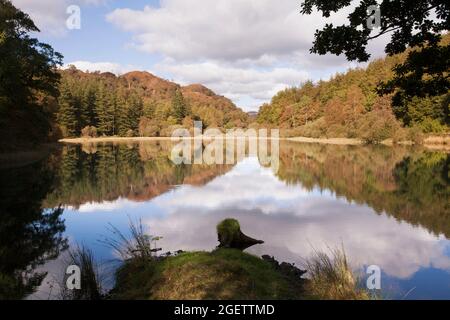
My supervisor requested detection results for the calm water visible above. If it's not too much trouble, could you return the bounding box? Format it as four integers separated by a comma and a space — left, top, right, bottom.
1, 141, 449, 299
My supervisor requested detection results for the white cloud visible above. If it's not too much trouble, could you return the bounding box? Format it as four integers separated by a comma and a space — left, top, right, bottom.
11, 0, 108, 36
63, 60, 139, 75
106, 0, 355, 62
106, 0, 376, 110
74, 197, 139, 212
157, 61, 309, 110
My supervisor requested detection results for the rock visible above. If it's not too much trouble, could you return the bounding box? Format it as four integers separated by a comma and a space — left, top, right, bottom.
262, 255, 307, 279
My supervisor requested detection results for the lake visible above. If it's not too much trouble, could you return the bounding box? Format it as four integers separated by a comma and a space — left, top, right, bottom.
1, 140, 449, 299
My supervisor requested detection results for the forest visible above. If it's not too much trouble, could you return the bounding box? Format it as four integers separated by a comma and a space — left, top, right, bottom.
257, 34, 449, 143
55, 68, 249, 139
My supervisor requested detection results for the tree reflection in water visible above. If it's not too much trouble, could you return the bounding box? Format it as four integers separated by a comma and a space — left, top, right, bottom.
0, 159, 67, 299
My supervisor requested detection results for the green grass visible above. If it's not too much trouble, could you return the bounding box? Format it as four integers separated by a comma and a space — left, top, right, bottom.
111, 249, 304, 300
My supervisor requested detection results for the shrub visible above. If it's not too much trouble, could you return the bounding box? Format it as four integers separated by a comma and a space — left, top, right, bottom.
81, 126, 97, 138
407, 126, 424, 145
416, 118, 446, 134
125, 129, 134, 137
139, 117, 160, 137
392, 127, 409, 144
297, 118, 328, 138
357, 110, 401, 144
160, 125, 184, 137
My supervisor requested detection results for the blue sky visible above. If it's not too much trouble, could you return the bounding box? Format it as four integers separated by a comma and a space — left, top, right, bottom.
11, 0, 389, 111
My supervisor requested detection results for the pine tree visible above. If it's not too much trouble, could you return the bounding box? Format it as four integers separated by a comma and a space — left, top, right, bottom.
57, 81, 77, 137
171, 90, 188, 124
116, 89, 129, 136
95, 83, 115, 136
81, 81, 97, 129
127, 92, 143, 135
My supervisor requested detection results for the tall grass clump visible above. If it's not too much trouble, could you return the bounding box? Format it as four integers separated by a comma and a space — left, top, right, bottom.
100, 218, 161, 262
303, 247, 370, 300
61, 245, 103, 300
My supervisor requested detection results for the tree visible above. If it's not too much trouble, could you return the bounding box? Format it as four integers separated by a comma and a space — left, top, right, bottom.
125, 91, 143, 135
0, 0, 63, 148
56, 81, 77, 137
171, 89, 188, 123
116, 89, 128, 136
301, 0, 449, 120
95, 83, 116, 135
81, 81, 97, 128
116, 90, 143, 136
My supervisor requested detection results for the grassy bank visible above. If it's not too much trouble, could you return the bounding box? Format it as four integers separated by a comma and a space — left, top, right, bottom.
111, 249, 305, 300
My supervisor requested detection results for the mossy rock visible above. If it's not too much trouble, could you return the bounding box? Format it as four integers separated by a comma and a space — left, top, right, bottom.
112, 249, 304, 300
216, 219, 263, 250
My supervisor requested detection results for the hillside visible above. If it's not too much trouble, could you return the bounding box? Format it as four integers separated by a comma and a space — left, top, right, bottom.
56, 67, 249, 138
257, 35, 450, 143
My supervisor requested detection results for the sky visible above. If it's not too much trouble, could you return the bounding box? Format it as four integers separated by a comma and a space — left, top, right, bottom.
11, 0, 390, 112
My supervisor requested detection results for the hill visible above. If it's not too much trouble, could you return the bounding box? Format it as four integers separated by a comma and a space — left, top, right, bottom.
56, 67, 249, 138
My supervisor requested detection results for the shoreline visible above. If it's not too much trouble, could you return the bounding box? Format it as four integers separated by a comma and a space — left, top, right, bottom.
59, 135, 450, 150
59, 136, 175, 144
287, 137, 362, 145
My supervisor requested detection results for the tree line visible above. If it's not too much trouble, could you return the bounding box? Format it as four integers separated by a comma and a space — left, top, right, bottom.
57, 68, 145, 137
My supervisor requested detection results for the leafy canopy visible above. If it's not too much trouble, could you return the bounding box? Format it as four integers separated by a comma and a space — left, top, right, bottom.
300, 0, 449, 110
0, 0, 62, 109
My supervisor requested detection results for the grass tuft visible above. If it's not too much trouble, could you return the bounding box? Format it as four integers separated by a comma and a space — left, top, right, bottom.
303, 246, 370, 300
100, 217, 161, 262
61, 245, 103, 300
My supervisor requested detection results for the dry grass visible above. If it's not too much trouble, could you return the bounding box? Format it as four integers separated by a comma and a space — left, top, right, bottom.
99, 218, 162, 262
303, 247, 370, 300
424, 135, 450, 145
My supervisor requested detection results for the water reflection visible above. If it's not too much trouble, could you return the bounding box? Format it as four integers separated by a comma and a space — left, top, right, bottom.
2, 141, 449, 299
143, 157, 450, 298
45, 142, 232, 208
0, 159, 67, 299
